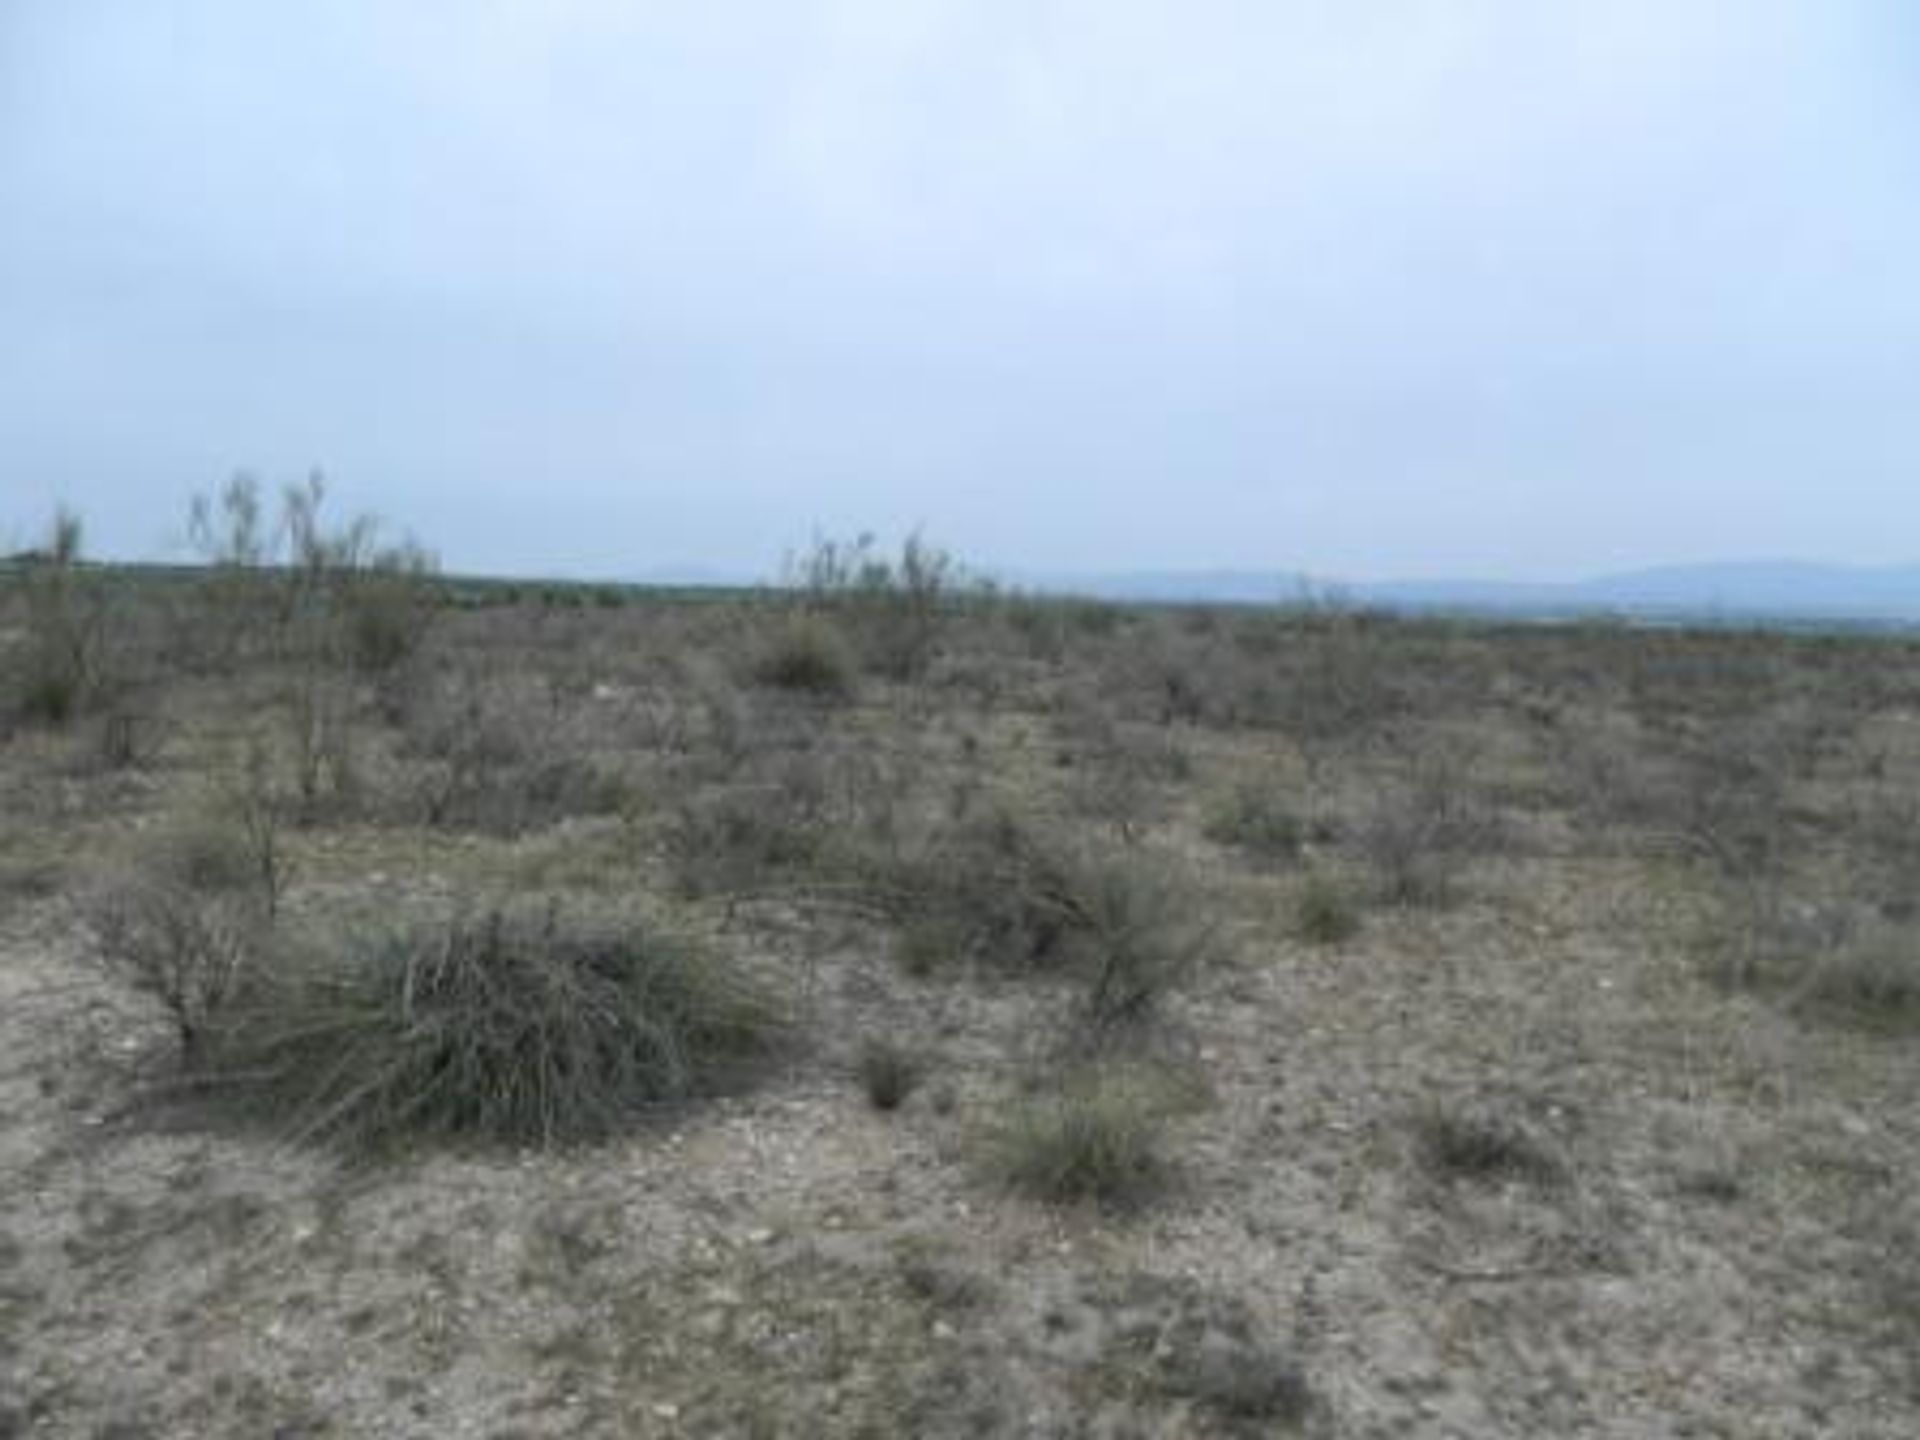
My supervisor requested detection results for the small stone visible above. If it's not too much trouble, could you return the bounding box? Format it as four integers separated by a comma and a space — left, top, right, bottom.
651, 1401, 680, 1419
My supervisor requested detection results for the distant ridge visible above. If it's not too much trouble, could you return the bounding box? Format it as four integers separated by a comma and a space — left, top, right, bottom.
1019, 560, 1920, 625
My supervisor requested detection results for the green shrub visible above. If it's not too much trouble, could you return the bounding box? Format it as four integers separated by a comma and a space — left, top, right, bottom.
201, 901, 787, 1152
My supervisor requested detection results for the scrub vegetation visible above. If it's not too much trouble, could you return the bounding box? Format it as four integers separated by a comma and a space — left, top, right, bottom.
2, 485, 1917, 1435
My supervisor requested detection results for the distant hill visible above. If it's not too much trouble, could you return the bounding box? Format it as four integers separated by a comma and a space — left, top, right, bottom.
1023, 561, 1920, 625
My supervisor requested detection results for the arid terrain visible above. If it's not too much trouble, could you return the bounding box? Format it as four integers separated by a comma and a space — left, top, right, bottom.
4, 506, 1919, 1437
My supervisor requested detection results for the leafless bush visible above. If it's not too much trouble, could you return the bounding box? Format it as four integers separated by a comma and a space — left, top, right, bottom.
12, 507, 110, 725
1355, 736, 1505, 906
82, 874, 268, 1061
785, 531, 977, 681
183, 471, 439, 674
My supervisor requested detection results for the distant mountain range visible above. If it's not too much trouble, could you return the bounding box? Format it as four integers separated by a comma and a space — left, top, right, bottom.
1018, 561, 1920, 625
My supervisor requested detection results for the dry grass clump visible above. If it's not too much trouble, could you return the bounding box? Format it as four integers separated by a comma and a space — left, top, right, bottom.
984, 1064, 1181, 1210
191, 901, 786, 1153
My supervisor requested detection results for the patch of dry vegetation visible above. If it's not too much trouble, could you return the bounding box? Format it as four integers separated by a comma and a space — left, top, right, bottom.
4, 489, 1920, 1435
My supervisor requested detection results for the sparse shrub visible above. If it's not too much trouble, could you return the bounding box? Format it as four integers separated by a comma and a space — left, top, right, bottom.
184, 472, 438, 673
285, 668, 359, 822
1057, 703, 1193, 837
855, 1035, 924, 1111
1204, 783, 1306, 863
666, 783, 824, 896
1293, 874, 1358, 944
1781, 917, 1920, 1029
14, 507, 108, 725
753, 616, 858, 699
340, 541, 437, 673
83, 874, 266, 1061
1102, 1276, 1317, 1430
1070, 852, 1221, 1031
204, 900, 787, 1152
985, 1065, 1176, 1210
894, 1238, 993, 1310
87, 705, 160, 772
884, 811, 1215, 1027
140, 813, 263, 897
785, 531, 973, 681
1356, 741, 1502, 906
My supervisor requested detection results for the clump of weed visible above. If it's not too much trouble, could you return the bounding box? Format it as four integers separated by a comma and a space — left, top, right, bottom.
203, 900, 787, 1153
855, 1035, 924, 1111
1204, 782, 1306, 864
1292, 873, 1359, 944
984, 1065, 1180, 1210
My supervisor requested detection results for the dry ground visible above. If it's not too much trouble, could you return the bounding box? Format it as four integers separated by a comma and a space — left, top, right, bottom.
3, 573, 1919, 1437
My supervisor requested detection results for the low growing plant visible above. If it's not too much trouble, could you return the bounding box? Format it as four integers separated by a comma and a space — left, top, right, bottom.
204, 900, 786, 1152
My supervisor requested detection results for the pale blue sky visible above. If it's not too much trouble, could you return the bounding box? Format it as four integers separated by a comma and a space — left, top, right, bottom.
4, 2, 1918, 580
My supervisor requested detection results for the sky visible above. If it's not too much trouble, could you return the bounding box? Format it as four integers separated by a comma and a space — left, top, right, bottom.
3, 1, 1919, 582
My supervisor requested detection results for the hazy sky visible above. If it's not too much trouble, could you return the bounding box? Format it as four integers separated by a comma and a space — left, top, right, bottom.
4, 2, 1919, 581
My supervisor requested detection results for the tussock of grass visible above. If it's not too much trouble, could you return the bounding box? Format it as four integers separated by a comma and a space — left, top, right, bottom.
984, 1066, 1181, 1210
201, 901, 787, 1153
